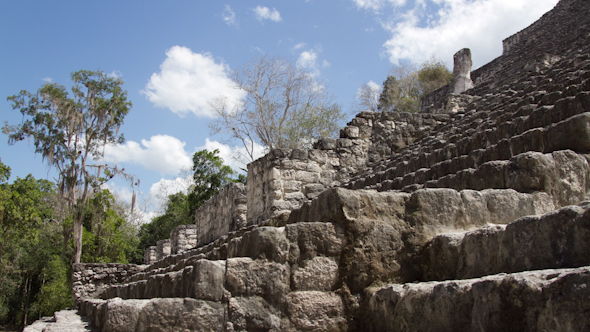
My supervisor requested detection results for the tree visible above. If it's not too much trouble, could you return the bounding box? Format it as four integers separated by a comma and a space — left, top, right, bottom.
353, 81, 382, 113
81, 189, 141, 264
0, 161, 63, 328
3, 70, 132, 263
418, 57, 454, 96
209, 54, 346, 163
188, 149, 238, 214
376, 58, 453, 113
138, 149, 241, 253
378, 62, 421, 112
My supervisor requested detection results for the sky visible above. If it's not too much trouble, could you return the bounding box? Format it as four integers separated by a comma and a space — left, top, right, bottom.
0, 0, 558, 221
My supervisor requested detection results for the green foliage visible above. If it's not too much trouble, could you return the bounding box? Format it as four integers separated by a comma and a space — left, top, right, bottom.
138, 149, 240, 253
418, 57, 454, 96
3, 70, 132, 263
0, 158, 139, 328
0, 162, 62, 328
377, 58, 452, 113
29, 255, 73, 320
80, 189, 140, 264
188, 149, 237, 214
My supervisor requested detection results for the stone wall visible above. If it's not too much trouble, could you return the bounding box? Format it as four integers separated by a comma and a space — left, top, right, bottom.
170, 224, 197, 255
246, 111, 450, 224
194, 182, 247, 247
72, 263, 145, 303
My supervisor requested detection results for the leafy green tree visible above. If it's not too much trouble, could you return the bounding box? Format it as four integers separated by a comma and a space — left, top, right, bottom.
81, 189, 141, 264
3, 70, 132, 263
188, 149, 237, 214
0, 161, 62, 328
138, 149, 240, 253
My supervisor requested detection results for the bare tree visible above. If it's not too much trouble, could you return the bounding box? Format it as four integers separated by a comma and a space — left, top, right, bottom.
353, 81, 382, 113
209, 55, 345, 162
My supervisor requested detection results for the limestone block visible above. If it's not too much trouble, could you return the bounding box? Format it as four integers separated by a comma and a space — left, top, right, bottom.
228, 227, 289, 263
225, 257, 290, 299
285, 222, 347, 264
292, 256, 339, 291
366, 266, 590, 332
135, 298, 225, 332
103, 298, 148, 332
193, 259, 225, 301
545, 112, 590, 153
228, 296, 282, 331
283, 180, 301, 193
286, 291, 347, 331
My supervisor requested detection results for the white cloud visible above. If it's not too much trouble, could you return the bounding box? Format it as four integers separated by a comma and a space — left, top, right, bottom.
104, 135, 193, 176
42, 77, 53, 83
107, 70, 122, 78
352, 0, 407, 11
142, 46, 246, 117
293, 42, 307, 51
297, 50, 321, 77
198, 138, 266, 172
222, 5, 237, 26
148, 175, 194, 210
380, 0, 559, 68
254, 6, 282, 22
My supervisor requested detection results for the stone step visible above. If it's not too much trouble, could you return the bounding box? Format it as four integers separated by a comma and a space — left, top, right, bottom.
79, 187, 557, 304
23, 309, 98, 332
354, 64, 590, 187
350, 106, 590, 192
416, 201, 590, 282
364, 266, 590, 332
88, 221, 346, 301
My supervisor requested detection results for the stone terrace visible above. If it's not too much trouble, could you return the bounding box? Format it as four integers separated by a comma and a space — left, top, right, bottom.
26, 0, 590, 331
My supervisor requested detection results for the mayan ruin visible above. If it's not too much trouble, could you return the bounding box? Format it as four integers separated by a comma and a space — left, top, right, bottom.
25, 0, 590, 330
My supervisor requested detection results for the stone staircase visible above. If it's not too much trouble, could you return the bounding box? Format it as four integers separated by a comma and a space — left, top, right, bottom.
26, 0, 590, 330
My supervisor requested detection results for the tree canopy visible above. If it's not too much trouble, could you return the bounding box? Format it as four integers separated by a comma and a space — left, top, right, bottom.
209, 54, 346, 163
138, 149, 242, 253
3, 70, 132, 263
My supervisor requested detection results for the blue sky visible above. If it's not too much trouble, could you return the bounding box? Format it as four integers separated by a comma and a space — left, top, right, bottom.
1, 0, 558, 220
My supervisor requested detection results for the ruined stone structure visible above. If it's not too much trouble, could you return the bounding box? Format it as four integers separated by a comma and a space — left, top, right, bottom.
26, 0, 590, 330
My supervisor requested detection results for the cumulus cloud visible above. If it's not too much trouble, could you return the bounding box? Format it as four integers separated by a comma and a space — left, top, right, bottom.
104, 135, 193, 176
148, 175, 194, 210
42, 77, 53, 83
222, 5, 237, 26
198, 138, 266, 172
254, 6, 282, 22
142, 46, 246, 117
379, 0, 558, 68
352, 0, 407, 11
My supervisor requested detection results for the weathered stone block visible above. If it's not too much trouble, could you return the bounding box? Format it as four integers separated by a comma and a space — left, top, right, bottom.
292, 256, 339, 291
225, 258, 290, 299
286, 291, 347, 331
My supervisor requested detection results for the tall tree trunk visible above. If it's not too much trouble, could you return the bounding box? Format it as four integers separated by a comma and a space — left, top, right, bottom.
20, 275, 31, 330
73, 211, 83, 264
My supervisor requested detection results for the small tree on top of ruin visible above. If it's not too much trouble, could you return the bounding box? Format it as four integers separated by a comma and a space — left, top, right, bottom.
367, 57, 453, 113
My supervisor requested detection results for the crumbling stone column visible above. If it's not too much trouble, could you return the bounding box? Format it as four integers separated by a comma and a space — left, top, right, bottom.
144, 246, 158, 264
156, 239, 171, 261
453, 48, 474, 94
